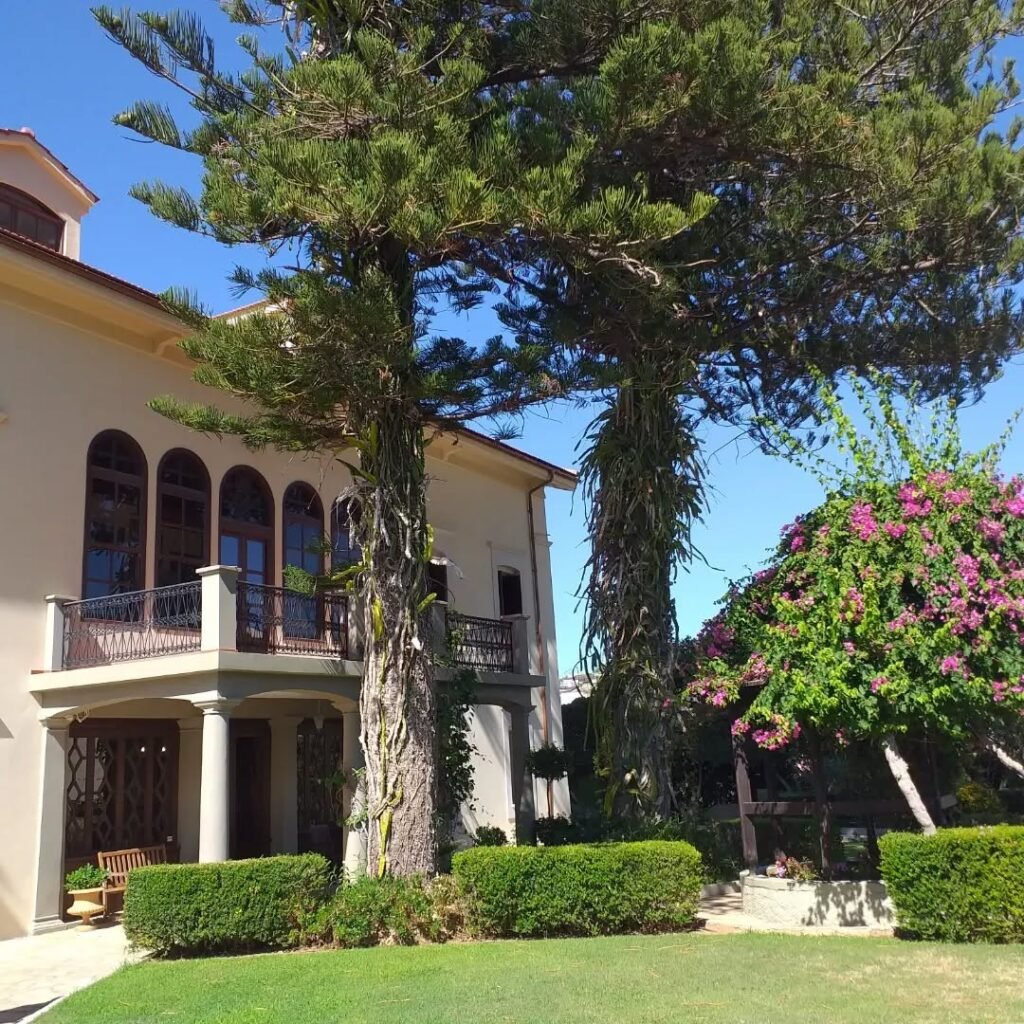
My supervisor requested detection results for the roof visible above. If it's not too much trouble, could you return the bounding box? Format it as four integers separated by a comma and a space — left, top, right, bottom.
0, 129, 99, 204
0, 226, 165, 309
0, 224, 577, 489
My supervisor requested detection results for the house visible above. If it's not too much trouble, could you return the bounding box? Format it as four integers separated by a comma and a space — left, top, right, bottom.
0, 128, 574, 939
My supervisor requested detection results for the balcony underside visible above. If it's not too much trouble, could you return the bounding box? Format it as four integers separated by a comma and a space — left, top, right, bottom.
31, 648, 542, 719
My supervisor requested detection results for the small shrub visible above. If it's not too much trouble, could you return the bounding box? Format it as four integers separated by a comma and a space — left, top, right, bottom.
525, 744, 573, 780
533, 815, 579, 846
473, 825, 508, 847
123, 854, 332, 955
324, 875, 447, 948
601, 813, 741, 882
879, 826, 1024, 942
452, 840, 703, 938
65, 864, 107, 891
957, 780, 1003, 815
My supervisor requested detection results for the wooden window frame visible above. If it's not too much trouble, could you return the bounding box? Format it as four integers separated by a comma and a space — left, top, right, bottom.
81, 430, 148, 600
218, 466, 275, 583
0, 183, 64, 251
282, 482, 324, 582
156, 449, 211, 588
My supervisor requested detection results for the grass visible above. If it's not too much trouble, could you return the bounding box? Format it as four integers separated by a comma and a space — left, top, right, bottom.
43, 932, 1024, 1024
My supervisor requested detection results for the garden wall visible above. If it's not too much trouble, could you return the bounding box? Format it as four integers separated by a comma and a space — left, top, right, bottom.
741, 873, 894, 929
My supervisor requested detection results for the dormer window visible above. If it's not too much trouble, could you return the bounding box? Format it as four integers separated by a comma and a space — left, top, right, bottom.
0, 183, 63, 251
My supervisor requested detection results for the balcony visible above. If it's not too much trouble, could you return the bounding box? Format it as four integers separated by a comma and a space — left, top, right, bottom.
40, 566, 529, 682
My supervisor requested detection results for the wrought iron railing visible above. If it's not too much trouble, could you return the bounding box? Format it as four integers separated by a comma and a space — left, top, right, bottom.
446, 610, 515, 673
236, 582, 349, 657
62, 582, 203, 669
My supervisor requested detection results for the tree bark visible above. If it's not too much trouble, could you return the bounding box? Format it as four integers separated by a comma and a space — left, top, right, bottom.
582, 360, 702, 819
356, 404, 437, 877
882, 734, 936, 835
988, 740, 1024, 779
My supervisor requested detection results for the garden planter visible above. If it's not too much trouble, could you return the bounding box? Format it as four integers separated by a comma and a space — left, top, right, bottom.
741, 873, 894, 929
67, 887, 105, 928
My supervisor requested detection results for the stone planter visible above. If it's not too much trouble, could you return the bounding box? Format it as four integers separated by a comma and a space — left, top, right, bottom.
66, 887, 104, 928
741, 872, 894, 929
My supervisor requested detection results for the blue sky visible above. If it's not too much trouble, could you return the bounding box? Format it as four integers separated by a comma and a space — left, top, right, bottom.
5, 1, 1024, 674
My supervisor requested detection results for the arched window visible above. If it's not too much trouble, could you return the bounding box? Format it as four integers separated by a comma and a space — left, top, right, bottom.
156, 450, 210, 587
330, 499, 361, 570
0, 184, 64, 251
219, 467, 273, 584
83, 431, 147, 599
283, 483, 324, 580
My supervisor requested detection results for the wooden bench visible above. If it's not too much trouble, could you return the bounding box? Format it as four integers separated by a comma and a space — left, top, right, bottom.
97, 844, 168, 914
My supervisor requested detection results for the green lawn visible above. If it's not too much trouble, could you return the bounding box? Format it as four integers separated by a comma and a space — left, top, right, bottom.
43, 932, 1024, 1024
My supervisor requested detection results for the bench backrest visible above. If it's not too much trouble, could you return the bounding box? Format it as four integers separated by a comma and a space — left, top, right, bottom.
97, 844, 168, 887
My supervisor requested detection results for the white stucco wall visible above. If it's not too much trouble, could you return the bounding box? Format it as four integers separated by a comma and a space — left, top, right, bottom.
0, 279, 571, 935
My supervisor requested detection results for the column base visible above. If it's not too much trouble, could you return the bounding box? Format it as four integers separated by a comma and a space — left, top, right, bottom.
31, 914, 72, 935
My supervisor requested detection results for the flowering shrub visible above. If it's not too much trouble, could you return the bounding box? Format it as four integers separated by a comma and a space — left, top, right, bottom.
684, 374, 1024, 827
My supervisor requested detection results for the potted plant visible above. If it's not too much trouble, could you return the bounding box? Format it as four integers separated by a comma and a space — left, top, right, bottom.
65, 864, 107, 927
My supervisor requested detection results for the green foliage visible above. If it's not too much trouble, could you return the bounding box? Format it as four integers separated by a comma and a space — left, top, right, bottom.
879, 827, 1024, 942
65, 864, 107, 891
686, 373, 1024, 751
957, 781, 1004, 815
436, 668, 477, 854
533, 816, 579, 847
317, 875, 447, 948
452, 840, 703, 938
525, 743, 573, 781
471, 826, 508, 847
123, 855, 332, 955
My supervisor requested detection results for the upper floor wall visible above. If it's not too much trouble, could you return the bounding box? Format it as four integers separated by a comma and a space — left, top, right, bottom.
0, 130, 96, 260
0, 289, 569, 680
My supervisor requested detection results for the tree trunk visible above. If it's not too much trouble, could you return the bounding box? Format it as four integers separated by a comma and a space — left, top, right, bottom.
882, 734, 936, 835
582, 357, 703, 819
355, 404, 437, 877
988, 740, 1024, 779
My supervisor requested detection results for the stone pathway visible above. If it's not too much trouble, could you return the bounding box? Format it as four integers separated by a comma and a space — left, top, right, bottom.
0, 924, 143, 1023
698, 889, 893, 938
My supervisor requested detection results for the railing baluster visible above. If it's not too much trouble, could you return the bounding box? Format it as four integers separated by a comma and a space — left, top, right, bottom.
61, 582, 203, 670
445, 610, 515, 673
235, 581, 349, 658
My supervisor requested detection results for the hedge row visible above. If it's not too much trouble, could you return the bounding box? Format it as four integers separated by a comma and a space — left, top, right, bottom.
123, 854, 332, 954
879, 826, 1024, 943
452, 840, 703, 938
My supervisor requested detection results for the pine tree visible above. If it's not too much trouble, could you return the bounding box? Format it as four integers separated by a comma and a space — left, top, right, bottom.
91, 1, 687, 871
499, 0, 1024, 817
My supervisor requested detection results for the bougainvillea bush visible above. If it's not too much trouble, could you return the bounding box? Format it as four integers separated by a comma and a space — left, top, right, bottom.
686, 374, 1024, 831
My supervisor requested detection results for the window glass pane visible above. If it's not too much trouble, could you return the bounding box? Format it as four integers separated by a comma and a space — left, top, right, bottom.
220, 534, 240, 566
247, 539, 265, 572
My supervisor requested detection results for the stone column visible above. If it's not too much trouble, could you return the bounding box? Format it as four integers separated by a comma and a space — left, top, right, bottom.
42, 595, 75, 672
505, 614, 531, 675
341, 710, 367, 879
176, 717, 204, 863
196, 700, 236, 862
269, 716, 301, 855
508, 703, 535, 845
197, 565, 240, 653
32, 718, 71, 933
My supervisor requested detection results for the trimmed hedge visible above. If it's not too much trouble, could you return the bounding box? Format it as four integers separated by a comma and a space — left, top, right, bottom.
123, 854, 332, 954
452, 840, 702, 938
879, 826, 1024, 943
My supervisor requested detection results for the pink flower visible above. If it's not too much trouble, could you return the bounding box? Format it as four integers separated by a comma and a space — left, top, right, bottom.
883, 521, 908, 540
939, 654, 967, 677
899, 484, 933, 518
927, 470, 953, 488
790, 534, 806, 552
843, 641, 856, 655
711, 690, 728, 707
1007, 495, 1024, 518
943, 488, 971, 507
817, 524, 831, 539
979, 518, 1005, 545
924, 543, 943, 558
849, 502, 879, 541
835, 730, 849, 747
731, 719, 750, 737
870, 676, 888, 694
992, 680, 1008, 703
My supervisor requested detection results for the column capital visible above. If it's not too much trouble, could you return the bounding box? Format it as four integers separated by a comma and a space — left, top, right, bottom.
193, 699, 240, 716
40, 715, 72, 733
43, 594, 77, 605
195, 564, 242, 578
177, 716, 205, 732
